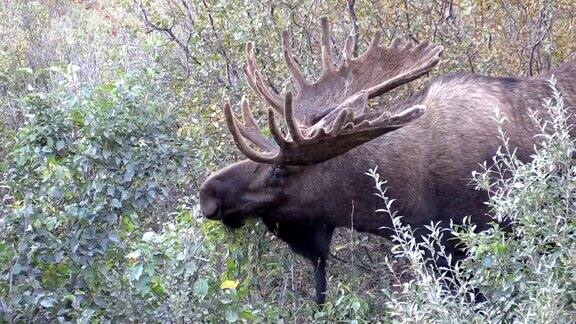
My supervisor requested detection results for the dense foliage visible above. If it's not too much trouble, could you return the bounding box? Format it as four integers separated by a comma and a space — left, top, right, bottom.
0, 0, 575, 322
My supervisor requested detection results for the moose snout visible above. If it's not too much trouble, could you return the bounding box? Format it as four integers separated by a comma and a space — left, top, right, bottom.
198, 161, 254, 221
199, 183, 221, 220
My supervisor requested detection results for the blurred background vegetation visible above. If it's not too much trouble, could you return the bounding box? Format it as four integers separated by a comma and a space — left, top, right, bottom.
0, 0, 574, 322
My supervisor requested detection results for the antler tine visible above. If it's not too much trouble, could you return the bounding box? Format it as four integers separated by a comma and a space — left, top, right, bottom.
402, 42, 414, 51
380, 104, 426, 125
413, 40, 430, 53
319, 17, 334, 72
283, 91, 304, 141
329, 108, 351, 135
238, 97, 278, 151
243, 43, 260, 93
282, 31, 308, 90
240, 96, 258, 128
223, 99, 277, 164
267, 108, 290, 149
390, 38, 402, 48
253, 70, 284, 115
343, 35, 355, 63
243, 43, 284, 114
242, 62, 260, 98
368, 30, 382, 51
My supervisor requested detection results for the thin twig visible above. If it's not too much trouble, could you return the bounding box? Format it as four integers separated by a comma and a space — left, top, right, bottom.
350, 200, 355, 270
346, 0, 359, 57
528, 10, 551, 76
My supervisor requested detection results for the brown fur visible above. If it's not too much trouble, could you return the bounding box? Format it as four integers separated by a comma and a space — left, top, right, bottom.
199, 61, 576, 304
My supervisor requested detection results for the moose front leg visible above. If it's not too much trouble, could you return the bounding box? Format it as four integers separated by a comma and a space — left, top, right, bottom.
262, 217, 334, 304
314, 255, 328, 304
301, 226, 333, 305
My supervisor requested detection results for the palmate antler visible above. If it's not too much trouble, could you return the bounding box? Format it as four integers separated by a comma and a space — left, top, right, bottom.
224, 17, 443, 165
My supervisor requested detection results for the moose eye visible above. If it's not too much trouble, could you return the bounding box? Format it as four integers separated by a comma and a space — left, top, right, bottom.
273, 165, 287, 178
267, 164, 288, 186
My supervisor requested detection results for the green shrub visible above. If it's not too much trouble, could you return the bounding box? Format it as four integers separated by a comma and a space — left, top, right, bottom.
378, 80, 576, 323
0, 66, 190, 321
467, 79, 576, 322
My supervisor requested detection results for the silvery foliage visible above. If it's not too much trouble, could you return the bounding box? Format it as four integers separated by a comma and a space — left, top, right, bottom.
368, 78, 575, 323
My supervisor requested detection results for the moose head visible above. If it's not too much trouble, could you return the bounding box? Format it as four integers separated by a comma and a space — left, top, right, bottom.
200, 17, 442, 226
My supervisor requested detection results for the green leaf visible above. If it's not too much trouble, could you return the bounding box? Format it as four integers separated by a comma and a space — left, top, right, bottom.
142, 231, 156, 242
494, 243, 508, 254
240, 309, 256, 321
131, 263, 144, 281
40, 297, 56, 308
352, 300, 361, 313
193, 278, 209, 298
225, 309, 238, 323
150, 278, 165, 295
111, 198, 122, 208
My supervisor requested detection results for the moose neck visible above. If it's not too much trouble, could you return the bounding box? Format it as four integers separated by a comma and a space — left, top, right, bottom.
329, 137, 417, 234
263, 134, 416, 237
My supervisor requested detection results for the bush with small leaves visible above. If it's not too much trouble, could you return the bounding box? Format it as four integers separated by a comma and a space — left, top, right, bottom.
376, 80, 576, 323
0, 66, 190, 321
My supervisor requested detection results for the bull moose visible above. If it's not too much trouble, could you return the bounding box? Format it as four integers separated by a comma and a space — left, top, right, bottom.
199, 17, 576, 304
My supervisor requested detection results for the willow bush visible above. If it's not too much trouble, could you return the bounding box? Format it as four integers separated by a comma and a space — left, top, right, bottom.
376, 80, 575, 322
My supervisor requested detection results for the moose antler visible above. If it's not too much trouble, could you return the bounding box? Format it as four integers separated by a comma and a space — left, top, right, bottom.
225, 17, 443, 165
